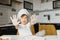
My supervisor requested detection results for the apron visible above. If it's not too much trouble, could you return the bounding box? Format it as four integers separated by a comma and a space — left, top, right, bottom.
18, 22, 32, 37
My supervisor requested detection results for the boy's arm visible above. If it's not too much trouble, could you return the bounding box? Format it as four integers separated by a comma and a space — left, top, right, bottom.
10, 15, 19, 29
15, 25, 19, 29
30, 14, 37, 26
16, 30, 19, 35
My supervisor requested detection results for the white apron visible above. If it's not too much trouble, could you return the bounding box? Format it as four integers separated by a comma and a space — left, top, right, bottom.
18, 22, 32, 37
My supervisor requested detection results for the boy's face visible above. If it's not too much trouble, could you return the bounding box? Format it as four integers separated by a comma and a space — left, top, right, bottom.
20, 15, 28, 25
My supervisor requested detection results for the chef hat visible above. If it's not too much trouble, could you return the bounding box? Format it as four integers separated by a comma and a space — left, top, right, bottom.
17, 9, 30, 21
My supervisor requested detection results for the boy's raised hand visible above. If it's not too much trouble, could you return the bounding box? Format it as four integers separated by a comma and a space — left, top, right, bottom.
30, 14, 37, 25
10, 15, 19, 26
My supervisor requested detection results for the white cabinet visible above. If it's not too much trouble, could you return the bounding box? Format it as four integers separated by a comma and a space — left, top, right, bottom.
40, 2, 53, 11
33, 0, 58, 11
37, 10, 60, 23
37, 12, 50, 23
33, 0, 41, 11
50, 10, 60, 23
33, 1, 53, 11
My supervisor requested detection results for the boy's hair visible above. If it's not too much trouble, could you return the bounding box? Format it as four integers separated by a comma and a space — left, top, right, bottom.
21, 14, 28, 17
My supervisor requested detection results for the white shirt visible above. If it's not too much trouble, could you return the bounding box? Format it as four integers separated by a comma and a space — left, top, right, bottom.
18, 22, 32, 37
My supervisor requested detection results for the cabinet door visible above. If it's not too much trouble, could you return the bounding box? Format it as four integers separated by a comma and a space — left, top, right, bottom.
37, 12, 50, 23
33, 0, 41, 11
50, 10, 60, 23
33, 1, 53, 11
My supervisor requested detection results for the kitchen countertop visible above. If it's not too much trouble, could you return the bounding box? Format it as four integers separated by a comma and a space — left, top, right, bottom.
0, 35, 60, 40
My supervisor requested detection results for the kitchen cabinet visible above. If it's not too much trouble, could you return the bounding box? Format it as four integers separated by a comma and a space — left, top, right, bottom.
33, 1, 60, 11
37, 10, 60, 23
33, 0, 41, 11
33, 1, 53, 11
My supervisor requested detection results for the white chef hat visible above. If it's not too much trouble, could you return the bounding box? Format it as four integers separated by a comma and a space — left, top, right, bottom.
17, 9, 30, 22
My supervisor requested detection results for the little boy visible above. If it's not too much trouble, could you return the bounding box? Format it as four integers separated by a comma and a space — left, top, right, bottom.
10, 9, 37, 37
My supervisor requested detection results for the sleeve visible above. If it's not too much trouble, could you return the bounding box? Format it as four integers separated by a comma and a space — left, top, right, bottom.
27, 22, 31, 28
17, 24, 22, 29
